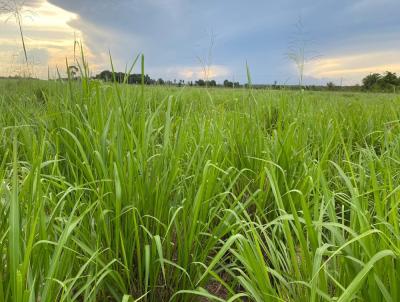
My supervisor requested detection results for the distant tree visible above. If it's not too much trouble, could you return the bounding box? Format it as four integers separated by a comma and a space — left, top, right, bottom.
223, 79, 233, 88
326, 81, 335, 90
207, 80, 217, 87
114, 72, 124, 83
96, 70, 112, 81
362, 73, 381, 90
382, 71, 397, 86
144, 74, 153, 84
94, 71, 156, 85
196, 79, 206, 86
128, 74, 142, 84
379, 71, 398, 92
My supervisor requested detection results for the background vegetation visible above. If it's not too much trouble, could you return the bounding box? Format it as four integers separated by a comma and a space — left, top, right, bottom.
361, 71, 400, 93
73, 69, 400, 92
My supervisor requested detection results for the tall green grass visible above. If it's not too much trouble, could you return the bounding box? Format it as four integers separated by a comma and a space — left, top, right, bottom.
0, 72, 400, 301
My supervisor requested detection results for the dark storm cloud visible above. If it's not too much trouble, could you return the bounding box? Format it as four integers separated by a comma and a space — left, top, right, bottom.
45, 0, 400, 84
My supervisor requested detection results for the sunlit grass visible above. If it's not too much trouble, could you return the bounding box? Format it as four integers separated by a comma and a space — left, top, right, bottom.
0, 72, 400, 301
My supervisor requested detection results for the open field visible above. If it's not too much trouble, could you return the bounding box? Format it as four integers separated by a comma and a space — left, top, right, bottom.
1, 78, 400, 301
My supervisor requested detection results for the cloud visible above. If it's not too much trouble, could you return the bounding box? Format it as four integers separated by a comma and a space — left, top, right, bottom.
0, 0, 85, 78
149, 65, 231, 81
1, 0, 400, 83
306, 51, 400, 84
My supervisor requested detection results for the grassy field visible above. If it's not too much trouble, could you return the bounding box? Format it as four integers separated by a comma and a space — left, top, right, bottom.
1, 78, 400, 301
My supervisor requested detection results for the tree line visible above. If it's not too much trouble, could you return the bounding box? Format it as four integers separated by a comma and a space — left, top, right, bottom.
56, 68, 400, 93
94, 70, 241, 88
361, 71, 400, 92
324, 71, 400, 93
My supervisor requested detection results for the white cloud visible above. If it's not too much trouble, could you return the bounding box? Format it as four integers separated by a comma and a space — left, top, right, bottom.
0, 0, 88, 78
177, 65, 231, 80
306, 51, 400, 84
147, 65, 231, 81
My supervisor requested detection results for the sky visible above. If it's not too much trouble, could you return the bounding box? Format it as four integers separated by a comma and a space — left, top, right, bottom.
0, 0, 399, 85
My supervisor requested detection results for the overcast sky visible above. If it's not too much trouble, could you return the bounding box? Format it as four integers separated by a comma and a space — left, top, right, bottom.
1, 0, 399, 84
